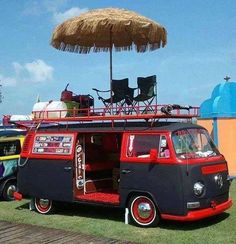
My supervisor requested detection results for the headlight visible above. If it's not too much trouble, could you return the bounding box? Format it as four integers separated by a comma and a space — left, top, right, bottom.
193, 182, 205, 197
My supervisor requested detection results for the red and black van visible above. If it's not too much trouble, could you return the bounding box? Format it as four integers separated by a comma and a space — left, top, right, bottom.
16, 121, 232, 227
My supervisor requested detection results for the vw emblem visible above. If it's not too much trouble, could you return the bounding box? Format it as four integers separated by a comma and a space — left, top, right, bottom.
214, 174, 223, 188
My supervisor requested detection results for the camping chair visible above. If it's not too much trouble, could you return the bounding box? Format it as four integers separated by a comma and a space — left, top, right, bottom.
131, 75, 157, 114
93, 78, 130, 114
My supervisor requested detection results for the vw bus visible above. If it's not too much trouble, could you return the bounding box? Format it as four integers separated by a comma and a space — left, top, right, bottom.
15, 119, 232, 227
0, 129, 25, 200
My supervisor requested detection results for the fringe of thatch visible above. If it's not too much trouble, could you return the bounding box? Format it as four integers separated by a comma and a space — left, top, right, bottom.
52, 41, 165, 54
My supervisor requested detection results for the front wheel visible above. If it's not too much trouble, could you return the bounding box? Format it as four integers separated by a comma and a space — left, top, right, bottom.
128, 195, 160, 227
2, 182, 17, 201
34, 198, 53, 214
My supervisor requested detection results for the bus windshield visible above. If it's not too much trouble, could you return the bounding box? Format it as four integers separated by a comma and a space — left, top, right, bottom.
172, 128, 220, 159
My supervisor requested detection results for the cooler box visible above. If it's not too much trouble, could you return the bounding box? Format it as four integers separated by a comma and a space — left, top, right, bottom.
33, 101, 79, 119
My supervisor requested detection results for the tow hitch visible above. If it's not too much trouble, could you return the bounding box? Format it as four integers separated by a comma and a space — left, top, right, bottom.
13, 191, 23, 201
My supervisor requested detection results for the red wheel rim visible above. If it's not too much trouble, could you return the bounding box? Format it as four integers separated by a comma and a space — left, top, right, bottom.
131, 196, 156, 225
35, 198, 52, 213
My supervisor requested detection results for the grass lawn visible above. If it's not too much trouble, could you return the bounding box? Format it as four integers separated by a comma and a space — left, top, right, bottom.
0, 181, 235, 244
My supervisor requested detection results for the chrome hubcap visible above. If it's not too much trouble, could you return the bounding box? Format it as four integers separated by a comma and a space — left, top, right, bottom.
138, 202, 152, 218
39, 199, 50, 208
7, 185, 16, 199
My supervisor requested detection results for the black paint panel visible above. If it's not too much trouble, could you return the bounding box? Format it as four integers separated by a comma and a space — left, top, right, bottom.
181, 161, 230, 209
120, 162, 185, 215
120, 161, 230, 216
18, 158, 73, 202
38, 121, 203, 133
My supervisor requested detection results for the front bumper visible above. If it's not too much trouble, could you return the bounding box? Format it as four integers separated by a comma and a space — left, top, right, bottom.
161, 198, 233, 221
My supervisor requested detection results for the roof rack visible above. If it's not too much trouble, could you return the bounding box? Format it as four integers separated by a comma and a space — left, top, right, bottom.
31, 104, 199, 123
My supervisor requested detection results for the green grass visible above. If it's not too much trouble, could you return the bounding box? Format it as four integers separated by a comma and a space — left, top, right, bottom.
0, 182, 235, 244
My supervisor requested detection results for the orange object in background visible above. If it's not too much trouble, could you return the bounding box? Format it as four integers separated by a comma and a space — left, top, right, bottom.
199, 80, 236, 177
218, 119, 236, 176
198, 118, 236, 176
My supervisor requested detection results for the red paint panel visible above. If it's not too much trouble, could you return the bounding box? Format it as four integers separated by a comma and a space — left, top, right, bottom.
120, 132, 225, 165
21, 133, 34, 156
161, 198, 232, 221
201, 163, 227, 175
76, 191, 120, 205
120, 132, 176, 164
21, 131, 77, 160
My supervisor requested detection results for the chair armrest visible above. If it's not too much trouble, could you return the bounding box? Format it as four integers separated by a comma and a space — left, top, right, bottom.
92, 88, 110, 93
92, 88, 111, 101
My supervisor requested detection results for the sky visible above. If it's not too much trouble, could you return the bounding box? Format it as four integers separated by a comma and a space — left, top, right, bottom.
0, 0, 236, 116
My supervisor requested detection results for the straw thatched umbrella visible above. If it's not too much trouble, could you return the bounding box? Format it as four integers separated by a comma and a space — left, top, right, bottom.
51, 8, 167, 106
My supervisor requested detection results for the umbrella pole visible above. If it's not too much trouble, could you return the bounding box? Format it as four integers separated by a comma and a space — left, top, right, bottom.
109, 29, 113, 115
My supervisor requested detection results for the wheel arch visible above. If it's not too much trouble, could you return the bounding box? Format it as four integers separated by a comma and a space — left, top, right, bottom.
125, 190, 161, 213
0, 176, 16, 196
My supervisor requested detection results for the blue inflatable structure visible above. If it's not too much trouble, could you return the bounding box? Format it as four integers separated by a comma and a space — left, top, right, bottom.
200, 81, 236, 118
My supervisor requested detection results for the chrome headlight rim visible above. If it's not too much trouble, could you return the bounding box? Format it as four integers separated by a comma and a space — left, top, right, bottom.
193, 181, 205, 197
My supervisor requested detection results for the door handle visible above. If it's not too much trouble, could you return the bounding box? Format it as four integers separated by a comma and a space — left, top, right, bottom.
122, 169, 131, 174
64, 166, 72, 171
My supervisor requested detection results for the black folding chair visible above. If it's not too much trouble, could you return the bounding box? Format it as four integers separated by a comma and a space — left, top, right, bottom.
93, 78, 130, 114
130, 75, 157, 114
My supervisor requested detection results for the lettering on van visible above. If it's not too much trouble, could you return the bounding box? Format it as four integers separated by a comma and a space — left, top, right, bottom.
75, 142, 84, 189
32, 134, 74, 155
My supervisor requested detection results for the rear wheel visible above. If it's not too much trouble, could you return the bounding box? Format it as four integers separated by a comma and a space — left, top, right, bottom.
34, 198, 53, 214
2, 182, 17, 201
129, 195, 160, 227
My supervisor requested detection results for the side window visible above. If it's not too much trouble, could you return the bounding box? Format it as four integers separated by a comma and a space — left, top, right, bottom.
0, 140, 21, 157
127, 134, 160, 158
159, 136, 170, 158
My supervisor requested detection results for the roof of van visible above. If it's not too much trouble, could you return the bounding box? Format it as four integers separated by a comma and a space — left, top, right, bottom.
0, 129, 26, 137
36, 121, 204, 133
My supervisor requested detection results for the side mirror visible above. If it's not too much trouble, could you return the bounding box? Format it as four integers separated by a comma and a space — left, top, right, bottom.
150, 149, 158, 162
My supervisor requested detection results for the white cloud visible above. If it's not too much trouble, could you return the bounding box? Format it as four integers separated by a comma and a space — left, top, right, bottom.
24, 59, 54, 82
53, 7, 88, 24
23, 0, 68, 16
0, 59, 54, 87
23, 2, 89, 25
13, 62, 24, 75
0, 74, 17, 87
44, 0, 69, 12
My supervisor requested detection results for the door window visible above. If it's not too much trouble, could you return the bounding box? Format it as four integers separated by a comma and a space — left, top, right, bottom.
127, 134, 160, 158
